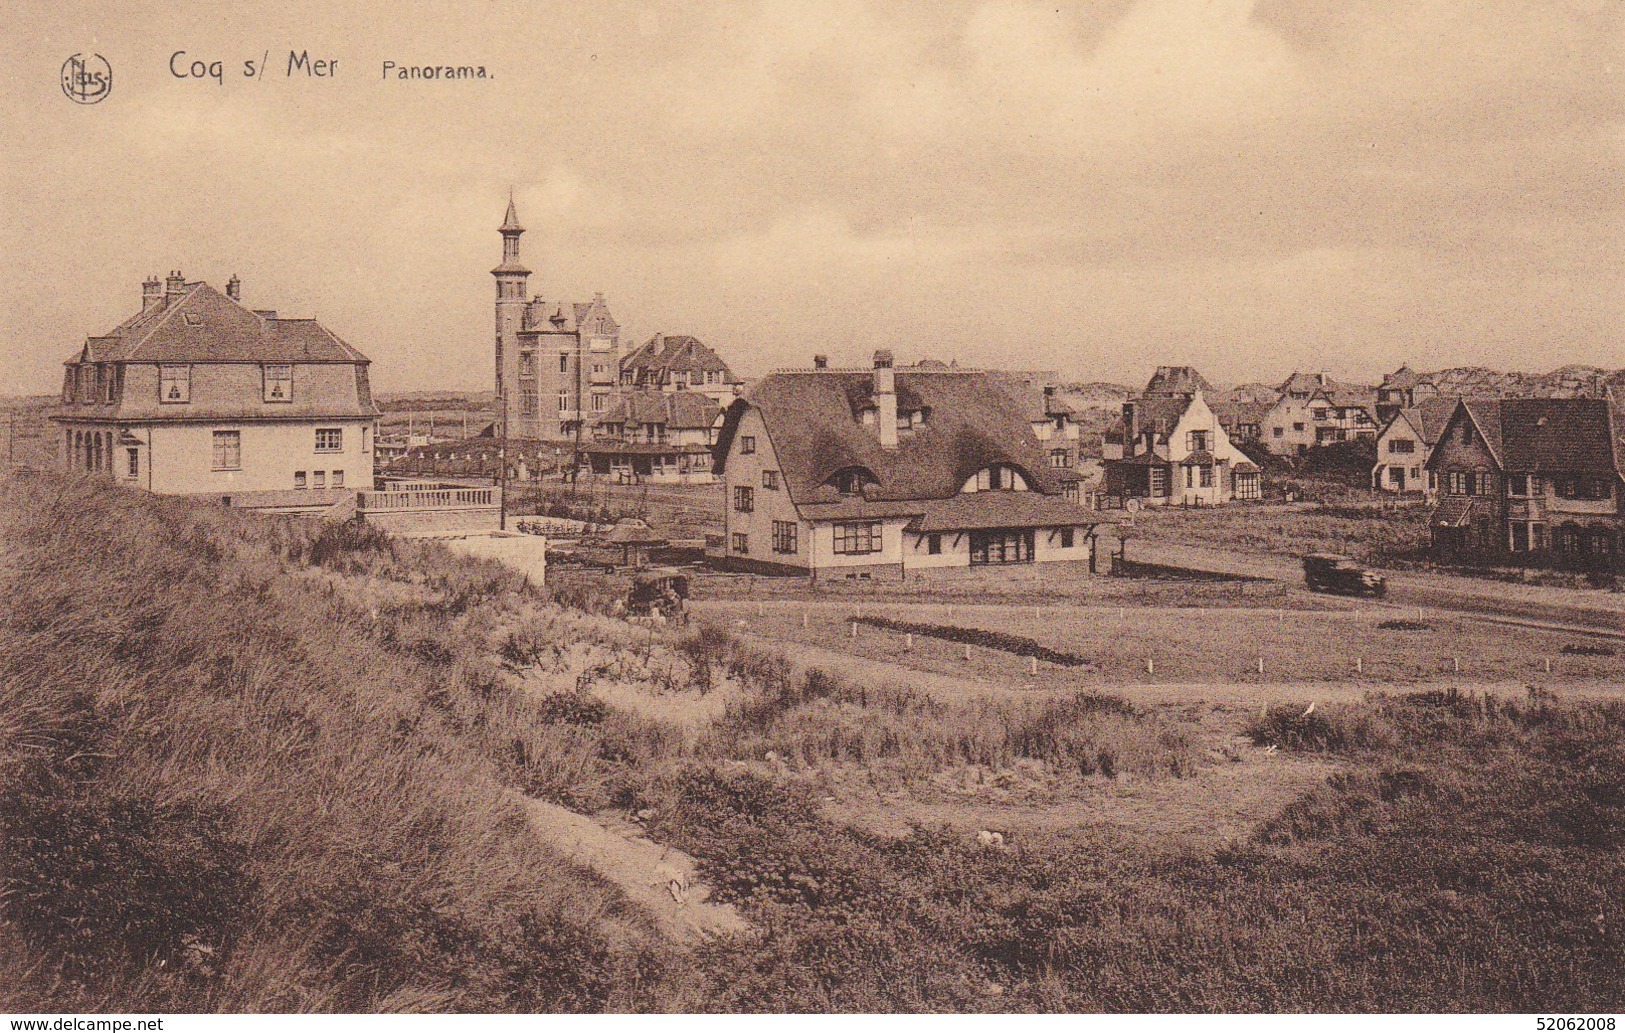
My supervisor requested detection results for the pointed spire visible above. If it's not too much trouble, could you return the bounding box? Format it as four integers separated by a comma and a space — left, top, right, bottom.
501, 188, 523, 233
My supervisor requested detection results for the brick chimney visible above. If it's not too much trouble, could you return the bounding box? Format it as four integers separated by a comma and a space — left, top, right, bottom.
873, 349, 897, 449
226, 274, 241, 302
142, 275, 162, 311
813, 354, 828, 370
164, 270, 187, 299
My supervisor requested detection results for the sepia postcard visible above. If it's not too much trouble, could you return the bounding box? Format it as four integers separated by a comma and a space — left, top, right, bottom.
1, 1, 1622, 1025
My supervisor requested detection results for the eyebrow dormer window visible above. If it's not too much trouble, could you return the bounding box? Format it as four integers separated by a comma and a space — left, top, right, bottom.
832, 468, 870, 496
963, 464, 1029, 493
263, 364, 293, 402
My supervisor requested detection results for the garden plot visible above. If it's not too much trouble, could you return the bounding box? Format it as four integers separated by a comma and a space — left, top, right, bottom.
712, 602, 1625, 688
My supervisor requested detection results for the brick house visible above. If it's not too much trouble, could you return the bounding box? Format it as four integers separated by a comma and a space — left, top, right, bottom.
1426, 397, 1624, 568
710, 352, 1103, 578
53, 271, 379, 512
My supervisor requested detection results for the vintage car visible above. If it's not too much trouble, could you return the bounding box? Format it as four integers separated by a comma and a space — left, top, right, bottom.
625, 569, 690, 618
1302, 553, 1387, 598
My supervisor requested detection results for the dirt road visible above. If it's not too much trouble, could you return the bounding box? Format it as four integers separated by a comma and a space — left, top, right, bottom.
1127, 541, 1625, 637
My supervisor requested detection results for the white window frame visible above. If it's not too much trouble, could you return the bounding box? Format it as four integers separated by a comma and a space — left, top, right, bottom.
315, 428, 343, 453
832, 521, 882, 555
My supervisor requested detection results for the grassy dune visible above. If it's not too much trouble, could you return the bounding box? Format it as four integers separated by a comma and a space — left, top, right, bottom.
0, 473, 683, 1012
2, 473, 1622, 1012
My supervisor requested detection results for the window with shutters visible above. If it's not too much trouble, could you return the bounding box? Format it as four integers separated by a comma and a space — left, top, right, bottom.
212, 430, 241, 470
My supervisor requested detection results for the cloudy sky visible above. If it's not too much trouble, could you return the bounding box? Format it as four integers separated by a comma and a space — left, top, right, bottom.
2, 1, 1620, 395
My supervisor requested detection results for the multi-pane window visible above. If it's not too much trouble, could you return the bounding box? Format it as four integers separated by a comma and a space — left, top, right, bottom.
833, 522, 882, 555
1199, 466, 1213, 488
1060, 527, 1075, 549
295, 471, 307, 488
557, 391, 569, 412
559, 354, 569, 373
518, 352, 535, 377
126, 448, 139, 478
762, 469, 780, 489
1555, 475, 1611, 501
1186, 430, 1209, 451
739, 435, 756, 455
315, 428, 343, 452
771, 520, 797, 554
159, 364, 190, 403
312, 471, 326, 488
731, 532, 748, 554
733, 486, 754, 513
1389, 439, 1415, 454
592, 394, 607, 413
263, 364, 293, 402
332, 470, 345, 488
521, 386, 538, 416
1049, 449, 1069, 468
212, 430, 241, 470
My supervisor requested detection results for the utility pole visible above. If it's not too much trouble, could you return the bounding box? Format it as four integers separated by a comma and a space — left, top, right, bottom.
498, 388, 508, 531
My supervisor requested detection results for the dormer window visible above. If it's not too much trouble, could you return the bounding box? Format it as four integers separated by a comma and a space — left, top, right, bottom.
159, 364, 191, 404
831, 467, 873, 496
263, 364, 293, 402
962, 464, 1029, 493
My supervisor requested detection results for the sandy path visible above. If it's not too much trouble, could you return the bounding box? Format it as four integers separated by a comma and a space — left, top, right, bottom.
510, 793, 748, 944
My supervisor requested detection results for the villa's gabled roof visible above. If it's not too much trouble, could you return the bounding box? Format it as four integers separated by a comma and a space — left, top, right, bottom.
1143, 366, 1214, 397
623, 334, 737, 380
714, 368, 1065, 508
598, 390, 718, 431
1386, 397, 1458, 446
1429, 397, 1617, 476
1497, 398, 1616, 475
74, 282, 370, 365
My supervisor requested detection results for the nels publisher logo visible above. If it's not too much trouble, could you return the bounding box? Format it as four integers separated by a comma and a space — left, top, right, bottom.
61, 53, 112, 104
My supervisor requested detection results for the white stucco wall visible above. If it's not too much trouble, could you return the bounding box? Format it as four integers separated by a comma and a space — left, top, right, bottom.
721, 407, 808, 569
136, 419, 373, 494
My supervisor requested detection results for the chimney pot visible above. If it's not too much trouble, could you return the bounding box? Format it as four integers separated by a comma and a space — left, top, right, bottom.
873, 349, 894, 370
164, 270, 187, 297
813, 354, 828, 370
226, 274, 242, 302
142, 275, 163, 311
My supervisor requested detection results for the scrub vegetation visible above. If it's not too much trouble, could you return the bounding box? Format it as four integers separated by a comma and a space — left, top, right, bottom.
2, 473, 1620, 1012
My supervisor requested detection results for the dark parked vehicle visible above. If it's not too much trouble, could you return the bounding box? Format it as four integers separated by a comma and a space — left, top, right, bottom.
626, 569, 689, 618
1303, 553, 1387, 598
